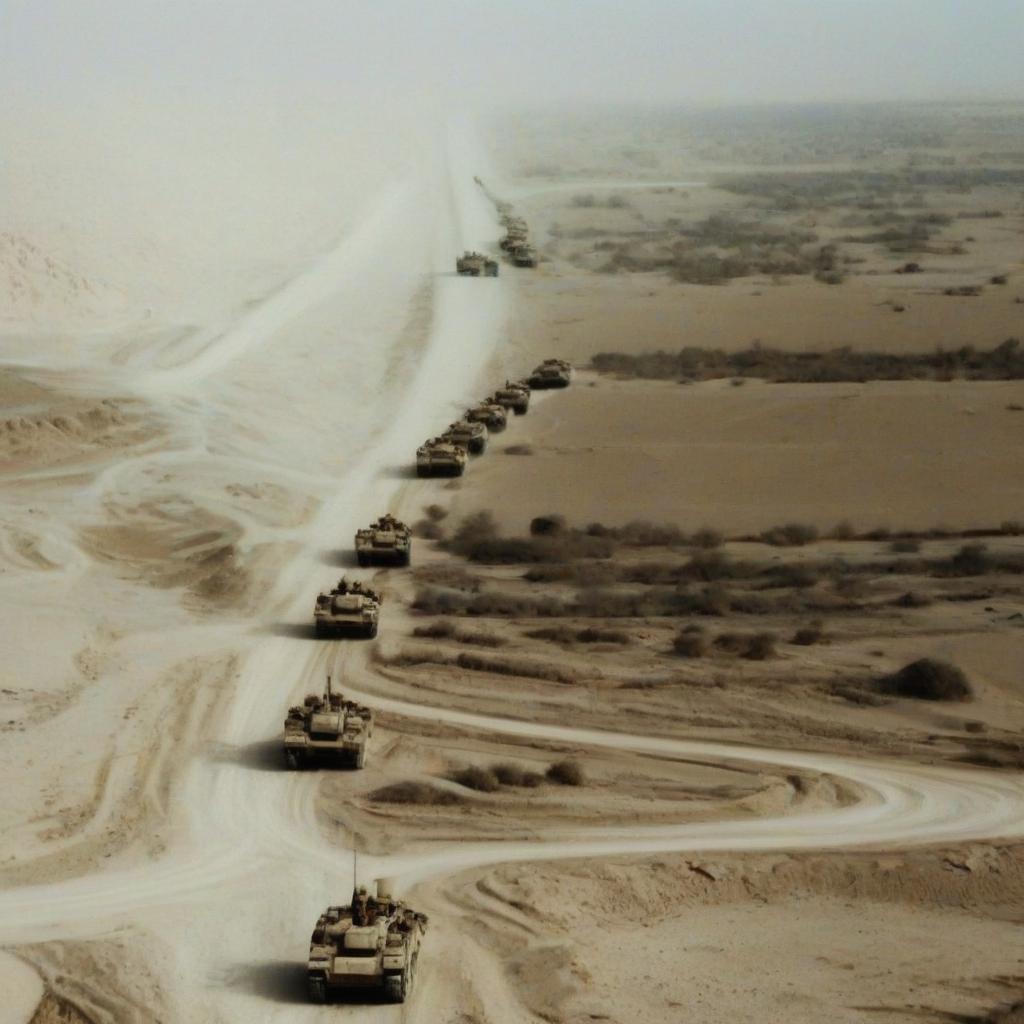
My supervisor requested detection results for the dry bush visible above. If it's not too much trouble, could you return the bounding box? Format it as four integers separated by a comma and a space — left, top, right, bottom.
890, 538, 921, 553
412, 620, 456, 640
425, 504, 448, 522
455, 651, 580, 684
450, 766, 501, 792
505, 444, 534, 455
791, 621, 825, 646
881, 658, 972, 701
530, 515, 566, 536
525, 625, 578, 645
763, 564, 820, 589
691, 527, 724, 549
946, 543, 992, 576
715, 631, 778, 659
369, 781, 462, 805
591, 338, 1024, 383
457, 630, 506, 648
492, 763, 544, 787
831, 520, 857, 540
546, 759, 585, 786
414, 519, 445, 540
576, 626, 631, 644
759, 523, 819, 547
673, 626, 709, 657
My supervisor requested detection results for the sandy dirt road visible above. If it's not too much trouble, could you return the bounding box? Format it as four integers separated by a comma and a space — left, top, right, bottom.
2, 119, 1023, 1024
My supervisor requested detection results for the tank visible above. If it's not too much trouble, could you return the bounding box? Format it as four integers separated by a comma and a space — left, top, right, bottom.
527, 359, 572, 389
441, 419, 488, 455
314, 578, 381, 638
465, 401, 507, 432
490, 380, 530, 416
284, 676, 373, 770
416, 438, 467, 477
511, 244, 538, 268
355, 514, 411, 567
307, 883, 428, 1004
456, 251, 499, 277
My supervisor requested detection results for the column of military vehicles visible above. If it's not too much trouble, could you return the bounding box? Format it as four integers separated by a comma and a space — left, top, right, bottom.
289, 337, 571, 1001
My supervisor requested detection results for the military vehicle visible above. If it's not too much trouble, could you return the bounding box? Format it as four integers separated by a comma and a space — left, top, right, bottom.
511, 244, 538, 268
307, 883, 428, 1004
465, 401, 507, 432
456, 251, 498, 277
355, 514, 411, 567
314, 579, 381, 639
491, 380, 530, 416
527, 359, 572, 389
441, 419, 488, 455
416, 437, 467, 477
284, 676, 373, 770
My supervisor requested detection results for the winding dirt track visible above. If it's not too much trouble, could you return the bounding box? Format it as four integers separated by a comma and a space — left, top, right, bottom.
2, 120, 1023, 1023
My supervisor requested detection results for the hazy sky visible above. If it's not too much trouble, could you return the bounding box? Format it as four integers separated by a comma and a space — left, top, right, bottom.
2, 0, 1023, 105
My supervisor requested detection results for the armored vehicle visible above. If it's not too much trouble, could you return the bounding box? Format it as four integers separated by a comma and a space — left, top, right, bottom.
511, 244, 538, 268
491, 380, 530, 416
284, 676, 373, 769
416, 438, 467, 477
528, 359, 572, 389
307, 882, 428, 1004
314, 579, 381, 639
441, 419, 488, 455
355, 514, 411, 567
465, 401, 507, 432
456, 251, 498, 277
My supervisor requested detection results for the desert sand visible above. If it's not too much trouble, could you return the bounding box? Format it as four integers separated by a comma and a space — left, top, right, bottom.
2, 101, 1024, 1024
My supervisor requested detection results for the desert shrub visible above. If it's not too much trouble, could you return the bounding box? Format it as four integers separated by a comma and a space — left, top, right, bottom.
760, 523, 819, 547
591, 339, 1024, 383
576, 627, 631, 644
491, 763, 544, 787
546, 759, 585, 786
690, 527, 724, 548
745, 632, 778, 660
413, 586, 473, 615
682, 550, 738, 582
455, 651, 579, 684
715, 631, 777, 659
894, 591, 933, 608
764, 564, 820, 589
451, 766, 501, 792
890, 539, 921, 553
881, 658, 972, 701
530, 515, 566, 536
369, 781, 461, 805
791, 621, 825, 645
1001, 520, 1023, 535
414, 519, 445, 540
412, 620, 456, 639
449, 511, 500, 553
946, 543, 992, 576
673, 626, 709, 657
831, 520, 857, 540
457, 630, 506, 648
425, 504, 448, 522
524, 625, 577, 644
505, 444, 534, 455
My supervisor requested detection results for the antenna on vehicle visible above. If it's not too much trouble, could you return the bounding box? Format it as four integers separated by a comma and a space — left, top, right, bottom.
326, 674, 332, 700
352, 847, 358, 889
